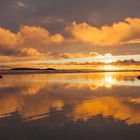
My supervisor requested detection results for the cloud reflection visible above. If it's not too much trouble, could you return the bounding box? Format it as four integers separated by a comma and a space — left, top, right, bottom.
0, 72, 140, 125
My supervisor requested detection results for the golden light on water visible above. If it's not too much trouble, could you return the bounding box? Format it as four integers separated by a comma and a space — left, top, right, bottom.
104, 73, 117, 88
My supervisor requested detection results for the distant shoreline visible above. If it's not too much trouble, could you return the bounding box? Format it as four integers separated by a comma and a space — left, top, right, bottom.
0, 69, 140, 75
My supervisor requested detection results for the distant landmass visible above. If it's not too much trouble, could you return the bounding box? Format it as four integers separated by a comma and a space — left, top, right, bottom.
10, 68, 56, 71
0, 67, 139, 75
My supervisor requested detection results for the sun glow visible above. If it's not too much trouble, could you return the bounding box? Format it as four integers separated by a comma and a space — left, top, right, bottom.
103, 53, 115, 63
97, 53, 115, 64
104, 59, 114, 64
104, 53, 112, 57
103, 65, 119, 70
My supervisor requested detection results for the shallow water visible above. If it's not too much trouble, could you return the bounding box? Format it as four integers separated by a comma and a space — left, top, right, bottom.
0, 72, 140, 140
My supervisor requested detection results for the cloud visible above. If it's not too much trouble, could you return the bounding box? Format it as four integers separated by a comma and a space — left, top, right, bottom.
123, 38, 140, 44
67, 17, 140, 46
0, 17, 140, 65
17, 48, 45, 58
0, 27, 17, 54
16, 1, 27, 8
17, 25, 64, 48
60, 52, 99, 59
0, 26, 64, 59
48, 52, 100, 59
0, 55, 12, 61
42, 16, 65, 24
0, 0, 140, 34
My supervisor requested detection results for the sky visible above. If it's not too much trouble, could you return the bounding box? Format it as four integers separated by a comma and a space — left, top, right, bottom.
0, 0, 140, 67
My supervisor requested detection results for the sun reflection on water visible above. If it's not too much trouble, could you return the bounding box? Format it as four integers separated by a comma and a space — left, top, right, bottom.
104, 73, 117, 88
0, 72, 139, 126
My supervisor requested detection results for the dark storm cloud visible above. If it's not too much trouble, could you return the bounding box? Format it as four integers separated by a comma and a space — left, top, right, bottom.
0, 0, 140, 32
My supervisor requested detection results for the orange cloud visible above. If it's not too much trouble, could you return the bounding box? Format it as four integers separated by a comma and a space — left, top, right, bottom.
0, 56, 12, 61
60, 52, 99, 59
0, 28, 17, 53
0, 26, 64, 59
67, 17, 140, 46
0, 17, 140, 65
17, 26, 64, 48
17, 48, 45, 58
48, 52, 99, 59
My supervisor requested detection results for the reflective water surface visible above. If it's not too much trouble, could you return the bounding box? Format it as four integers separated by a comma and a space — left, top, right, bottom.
0, 72, 140, 140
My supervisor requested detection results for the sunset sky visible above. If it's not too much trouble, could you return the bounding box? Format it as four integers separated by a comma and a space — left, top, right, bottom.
0, 0, 140, 68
